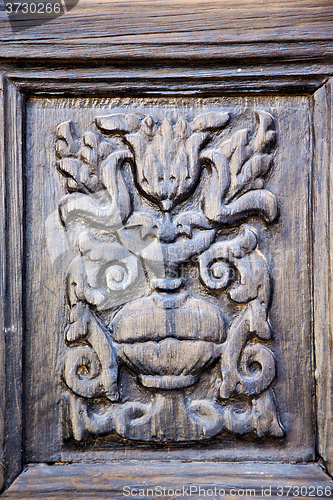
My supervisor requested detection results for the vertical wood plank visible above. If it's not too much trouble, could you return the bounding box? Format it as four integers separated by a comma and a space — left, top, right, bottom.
312, 78, 333, 475
0, 73, 6, 491
4, 83, 24, 487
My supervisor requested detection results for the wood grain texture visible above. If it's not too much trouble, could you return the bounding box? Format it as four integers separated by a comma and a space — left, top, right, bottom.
313, 78, 333, 476
2, 462, 332, 499
6, 74, 329, 96
0, 73, 6, 492
0, 0, 333, 60
3, 83, 24, 488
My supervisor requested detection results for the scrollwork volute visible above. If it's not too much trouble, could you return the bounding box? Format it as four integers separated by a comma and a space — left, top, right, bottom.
57, 108, 284, 443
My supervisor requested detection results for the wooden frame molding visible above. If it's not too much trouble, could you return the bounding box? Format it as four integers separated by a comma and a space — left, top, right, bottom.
1, 39, 333, 496
1, 77, 24, 490
0, 73, 6, 494
1, 462, 332, 500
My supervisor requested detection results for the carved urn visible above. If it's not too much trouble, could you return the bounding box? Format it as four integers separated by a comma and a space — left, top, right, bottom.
112, 289, 225, 389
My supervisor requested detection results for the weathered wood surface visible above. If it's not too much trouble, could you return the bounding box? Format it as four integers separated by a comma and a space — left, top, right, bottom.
5, 64, 331, 96
313, 79, 333, 476
2, 462, 332, 499
0, 73, 6, 492
0, 0, 333, 60
3, 83, 23, 489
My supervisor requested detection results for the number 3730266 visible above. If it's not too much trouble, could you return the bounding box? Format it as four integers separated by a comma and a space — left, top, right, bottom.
276, 486, 332, 497
5, 3, 61, 14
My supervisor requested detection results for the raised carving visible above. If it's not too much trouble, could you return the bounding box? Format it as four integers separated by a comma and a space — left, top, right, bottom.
56, 109, 284, 443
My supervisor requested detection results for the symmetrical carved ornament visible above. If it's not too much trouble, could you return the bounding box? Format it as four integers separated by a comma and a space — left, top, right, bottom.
56, 108, 284, 442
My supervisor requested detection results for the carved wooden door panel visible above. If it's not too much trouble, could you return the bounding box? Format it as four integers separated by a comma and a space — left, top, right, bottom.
1, 2, 333, 499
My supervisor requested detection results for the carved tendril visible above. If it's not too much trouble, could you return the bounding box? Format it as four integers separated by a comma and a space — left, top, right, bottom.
63, 314, 119, 402
199, 225, 278, 403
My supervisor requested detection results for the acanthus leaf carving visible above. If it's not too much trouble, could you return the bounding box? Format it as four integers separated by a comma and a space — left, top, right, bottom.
56, 108, 284, 443
200, 111, 278, 224
56, 122, 133, 229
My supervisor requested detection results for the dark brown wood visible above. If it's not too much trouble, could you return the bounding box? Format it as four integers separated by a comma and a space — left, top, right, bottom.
59, 107, 281, 445
2, 462, 332, 500
1, 73, 332, 492
0, 75, 332, 490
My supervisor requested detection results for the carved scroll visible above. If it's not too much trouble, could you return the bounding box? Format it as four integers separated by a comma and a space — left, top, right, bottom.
56, 109, 284, 443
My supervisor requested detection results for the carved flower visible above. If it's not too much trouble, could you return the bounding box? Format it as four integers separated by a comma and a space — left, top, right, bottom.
124, 116, 208, 211
96, 112, 230, 212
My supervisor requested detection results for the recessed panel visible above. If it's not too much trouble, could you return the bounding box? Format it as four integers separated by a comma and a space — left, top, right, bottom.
24, 96, 314, 462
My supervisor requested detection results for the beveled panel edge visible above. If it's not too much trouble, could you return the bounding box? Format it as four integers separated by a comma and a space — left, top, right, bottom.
1, 76, 24, 491
2, 462, 332, 499
2, 63, 333, 95
0, 73, 6, 493
312, 77, 333, 477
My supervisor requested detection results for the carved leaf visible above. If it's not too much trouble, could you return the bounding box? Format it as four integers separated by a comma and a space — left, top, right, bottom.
122, 212, 161, 240
66, 255, 106, 310
199, 149, 231, 223
222, 390, 284, 437
57, 157, 81, 192
200, 111, 277, 224
99, 149, 133, 222
218, 189, 278, 225
79, 232, 140, 294
55, 120, 80, 158
64, 391, 114, 442
95, 113, 141, 134
173, 211, 212, 238
192, 112, 230, 131
220, 305, 274, 400
56, 123, 104, 194
59, 145, 133, 229
126, 117, 210, 211
226, 111, 276, 201
199, 224, 274, 401
65, 302, 90, 342
56, 120, 133, 221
